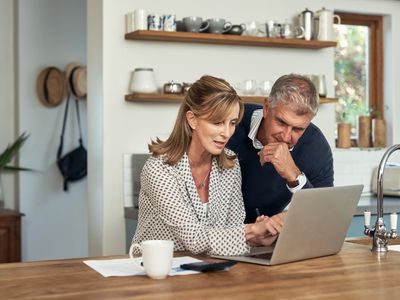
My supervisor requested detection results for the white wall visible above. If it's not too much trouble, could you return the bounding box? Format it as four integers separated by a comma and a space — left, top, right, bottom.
88, 0, 400, 256
16, 0, 88, 261
87, 0, 104, 257
0, 0, 16, 209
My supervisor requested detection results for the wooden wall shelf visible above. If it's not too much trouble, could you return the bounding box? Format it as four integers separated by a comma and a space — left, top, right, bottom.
125, 93, 338, 105
125, 30, 337, 49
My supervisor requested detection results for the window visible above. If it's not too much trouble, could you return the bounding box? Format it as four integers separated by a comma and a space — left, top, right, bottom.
333, 13, 383, 139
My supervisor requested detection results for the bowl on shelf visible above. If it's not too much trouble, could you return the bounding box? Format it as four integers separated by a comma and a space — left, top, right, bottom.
163, 81, 183, 94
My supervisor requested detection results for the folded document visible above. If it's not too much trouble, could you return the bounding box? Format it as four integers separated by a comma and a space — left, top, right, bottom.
388, 245, 400, 252
83, 256, 202, 277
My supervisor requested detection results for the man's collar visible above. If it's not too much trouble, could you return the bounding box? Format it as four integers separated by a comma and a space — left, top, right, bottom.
248, 109, 264, 150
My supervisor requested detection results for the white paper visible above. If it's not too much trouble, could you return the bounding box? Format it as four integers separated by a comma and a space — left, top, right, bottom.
388, 245, 400, 252
83, 256, 202, 277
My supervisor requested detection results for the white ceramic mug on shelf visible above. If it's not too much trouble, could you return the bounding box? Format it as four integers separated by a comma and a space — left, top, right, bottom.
134, 9, 147, 30
129, 240, 174, 279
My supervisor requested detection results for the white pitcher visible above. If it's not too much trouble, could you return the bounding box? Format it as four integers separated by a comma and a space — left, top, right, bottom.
315, 7, 341, 41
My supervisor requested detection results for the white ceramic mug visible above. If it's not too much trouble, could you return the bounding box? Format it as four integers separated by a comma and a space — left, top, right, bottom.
129, 240, 174, 280
134, 9, 147, 30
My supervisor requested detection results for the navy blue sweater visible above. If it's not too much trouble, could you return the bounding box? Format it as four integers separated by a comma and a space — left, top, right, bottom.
228, 104, 334, 223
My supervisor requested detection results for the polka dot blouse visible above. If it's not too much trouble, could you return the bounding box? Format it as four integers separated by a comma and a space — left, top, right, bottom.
131, 150, 250, 256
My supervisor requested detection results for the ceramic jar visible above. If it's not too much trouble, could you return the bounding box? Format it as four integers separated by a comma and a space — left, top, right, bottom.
129, 68, 158, 93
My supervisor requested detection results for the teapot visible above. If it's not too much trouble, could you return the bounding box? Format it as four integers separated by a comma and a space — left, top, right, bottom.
163, 81, 182, 94
225, 24, 246, 35
315, 7, 341, 41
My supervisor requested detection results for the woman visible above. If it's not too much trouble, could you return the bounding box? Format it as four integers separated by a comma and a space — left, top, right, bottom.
132, 75, 281, 256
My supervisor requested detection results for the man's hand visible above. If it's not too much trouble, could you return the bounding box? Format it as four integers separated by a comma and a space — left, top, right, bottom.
258, 142, 301, 182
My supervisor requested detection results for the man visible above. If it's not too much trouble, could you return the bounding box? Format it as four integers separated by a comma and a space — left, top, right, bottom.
228, 74, 334, 223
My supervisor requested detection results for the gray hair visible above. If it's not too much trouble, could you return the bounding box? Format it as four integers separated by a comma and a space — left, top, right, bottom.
268, 74, 319, 116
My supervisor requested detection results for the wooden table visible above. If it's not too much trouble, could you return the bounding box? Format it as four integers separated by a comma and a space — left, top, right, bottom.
1, 240, 400, 299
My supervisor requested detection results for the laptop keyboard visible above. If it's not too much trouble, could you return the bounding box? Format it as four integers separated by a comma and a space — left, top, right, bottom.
248, 252, 273, 260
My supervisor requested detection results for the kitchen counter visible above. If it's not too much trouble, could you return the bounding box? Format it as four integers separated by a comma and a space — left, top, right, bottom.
355, 195, 400, 215
125, 195, 400, 220
1, 239, 400, 299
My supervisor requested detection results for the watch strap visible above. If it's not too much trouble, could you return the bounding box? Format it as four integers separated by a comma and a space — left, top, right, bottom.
287, 172, 306, 188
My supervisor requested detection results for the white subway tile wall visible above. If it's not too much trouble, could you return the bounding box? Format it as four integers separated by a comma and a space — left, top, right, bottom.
333, 148, 386, 195
123, 154, 149, 207
123, 149, 388, 207
123, 154, 133, 207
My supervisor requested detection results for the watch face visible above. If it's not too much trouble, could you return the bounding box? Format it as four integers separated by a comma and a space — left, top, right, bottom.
287, 172, 306, 188
287, 178, 299, 188
297, 172, 307, 186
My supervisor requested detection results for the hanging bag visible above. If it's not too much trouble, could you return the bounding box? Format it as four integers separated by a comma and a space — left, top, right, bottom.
57, 95, 87, 191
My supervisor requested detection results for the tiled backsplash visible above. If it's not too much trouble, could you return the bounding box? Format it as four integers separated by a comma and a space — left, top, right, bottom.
123, 148, 387, 207
123, 153, 149, 207
333, 148, 386, 195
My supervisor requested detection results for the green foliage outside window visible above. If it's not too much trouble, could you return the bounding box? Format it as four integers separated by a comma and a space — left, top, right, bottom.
334, 24, 370, 133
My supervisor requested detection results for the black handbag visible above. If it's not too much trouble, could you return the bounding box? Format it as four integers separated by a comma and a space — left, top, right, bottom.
57, 95, 87, 191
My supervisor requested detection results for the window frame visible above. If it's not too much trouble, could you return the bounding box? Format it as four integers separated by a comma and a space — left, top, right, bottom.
334, 12, 384, 117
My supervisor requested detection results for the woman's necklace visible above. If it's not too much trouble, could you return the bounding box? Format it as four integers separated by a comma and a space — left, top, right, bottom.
197, 169, 211, 189
189, 159, 211, 190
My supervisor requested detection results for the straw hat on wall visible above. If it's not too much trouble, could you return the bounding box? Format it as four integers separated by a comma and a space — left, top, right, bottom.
66, 62, 87, 99
36, 67, 67, 107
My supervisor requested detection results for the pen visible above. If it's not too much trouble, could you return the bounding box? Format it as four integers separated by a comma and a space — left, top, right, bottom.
255, 208, 261, 217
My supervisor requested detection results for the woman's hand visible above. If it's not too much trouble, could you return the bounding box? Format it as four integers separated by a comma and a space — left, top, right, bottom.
248, 235, 278, 246
245, 212, 287, 246
245, 217, 281, 240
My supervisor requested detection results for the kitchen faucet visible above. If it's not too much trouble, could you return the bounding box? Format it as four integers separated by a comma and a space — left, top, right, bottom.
364, 144, 400, 252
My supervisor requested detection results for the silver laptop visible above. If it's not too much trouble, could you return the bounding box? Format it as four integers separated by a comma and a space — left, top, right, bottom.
212, 185, 363, 265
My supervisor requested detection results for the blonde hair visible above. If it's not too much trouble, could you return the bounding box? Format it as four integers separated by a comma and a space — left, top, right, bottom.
149, 75, 244, 169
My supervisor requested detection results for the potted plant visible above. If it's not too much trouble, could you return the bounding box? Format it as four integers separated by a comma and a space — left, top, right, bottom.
0, 132, 31, 208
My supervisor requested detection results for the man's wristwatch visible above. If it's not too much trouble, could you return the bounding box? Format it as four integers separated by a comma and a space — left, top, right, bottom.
287, 172, 306, 188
